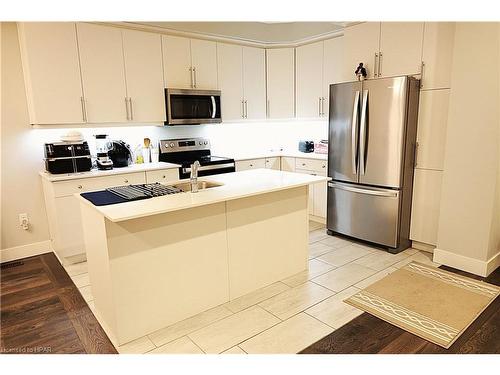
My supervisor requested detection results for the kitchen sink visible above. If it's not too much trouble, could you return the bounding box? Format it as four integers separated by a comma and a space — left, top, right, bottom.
171, 180, 223, 192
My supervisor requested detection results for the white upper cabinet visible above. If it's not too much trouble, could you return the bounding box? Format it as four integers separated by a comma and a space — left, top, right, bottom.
217, 43, 244, 121
266, 48, 295, 119
190, 39, 218, 89
242, 47, 267, 120
162, 36, 217, 89
421, 22, 456, 89
416, 89, 450, 170
162, 35, 193, 89
342, 22, 381, 81
18, 23, 85, 125
379, 22, 424, 77
122, 29, 165, 123
323, 37, 345, 117
296, 41, 324, 118
77, 23, 127, 123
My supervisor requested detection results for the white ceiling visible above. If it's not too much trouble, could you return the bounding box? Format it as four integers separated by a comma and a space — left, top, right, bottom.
129, 22, 347, 44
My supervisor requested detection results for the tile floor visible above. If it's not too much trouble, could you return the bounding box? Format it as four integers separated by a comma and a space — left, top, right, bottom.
65, 221, 440, 354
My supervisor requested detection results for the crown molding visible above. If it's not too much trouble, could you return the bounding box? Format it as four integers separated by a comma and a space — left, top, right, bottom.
95, 21, 346, 48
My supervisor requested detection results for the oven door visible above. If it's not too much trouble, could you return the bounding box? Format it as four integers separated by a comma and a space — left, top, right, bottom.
180, 163, 235, 179
165, 88, 222, 125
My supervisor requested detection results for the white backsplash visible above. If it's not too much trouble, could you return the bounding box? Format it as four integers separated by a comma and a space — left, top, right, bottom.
32, 119, 328, 164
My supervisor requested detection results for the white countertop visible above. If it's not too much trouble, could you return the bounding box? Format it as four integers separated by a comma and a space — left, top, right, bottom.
231, 150, 328, 161
77, 169, 330, 223
39, 162, 181, 182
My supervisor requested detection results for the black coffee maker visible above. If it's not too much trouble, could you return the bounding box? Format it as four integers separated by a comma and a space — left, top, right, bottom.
108, 140, 133, 168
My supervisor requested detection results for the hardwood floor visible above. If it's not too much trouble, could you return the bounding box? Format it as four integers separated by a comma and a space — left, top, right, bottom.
0, 253, 117, 354
301, 266, 500, 354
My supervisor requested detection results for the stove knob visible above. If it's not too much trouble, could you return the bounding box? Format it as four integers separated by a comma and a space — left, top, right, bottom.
170, 142, 175, 147
204, 141, 208, 145
164, 144, 169, 148
199, 141, 203, 145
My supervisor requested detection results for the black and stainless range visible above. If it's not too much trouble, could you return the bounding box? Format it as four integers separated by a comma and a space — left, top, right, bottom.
159, 138, 235, 179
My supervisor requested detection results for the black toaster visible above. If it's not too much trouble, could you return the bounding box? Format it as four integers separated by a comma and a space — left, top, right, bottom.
298, 140, 314, 153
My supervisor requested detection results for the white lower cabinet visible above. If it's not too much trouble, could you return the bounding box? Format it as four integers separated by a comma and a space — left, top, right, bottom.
265, 157, 280, 170
42, 169, 179, 261
410, 168, 443, 246
293, 157, 328, 220
280, 157, 296, 172
145, 169, 180, 184
235, 158, 266, 171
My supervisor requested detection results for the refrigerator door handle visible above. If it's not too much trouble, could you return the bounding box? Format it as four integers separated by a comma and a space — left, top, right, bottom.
359, 89, 369, 175
328, 182, 399, 198
351, 90, 360, 174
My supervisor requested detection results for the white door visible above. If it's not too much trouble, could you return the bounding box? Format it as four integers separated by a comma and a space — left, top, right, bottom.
323, 36, 345, 117
162, 35, 192, 89
242, 46, 267, 120
77, 23, 127, 123
416, 89, 450, 170
410, 169, 443, 245
217, 43, 244, 121
18, 23, 85, 124
122, 29, 165, 123
296, 41, 324, 118
191, 39, 218, 89
421, 22, 456, 89
266, 48, 295, 119
379, 22, 424, 77
342, 22, 381, 81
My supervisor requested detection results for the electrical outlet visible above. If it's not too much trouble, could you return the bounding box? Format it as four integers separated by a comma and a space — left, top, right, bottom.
19, 213, 30, 230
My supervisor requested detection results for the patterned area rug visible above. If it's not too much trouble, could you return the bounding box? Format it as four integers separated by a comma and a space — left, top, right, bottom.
344, 262, 500, 348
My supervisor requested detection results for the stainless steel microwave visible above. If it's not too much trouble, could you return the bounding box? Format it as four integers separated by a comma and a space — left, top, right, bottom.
164, 88, 222, 125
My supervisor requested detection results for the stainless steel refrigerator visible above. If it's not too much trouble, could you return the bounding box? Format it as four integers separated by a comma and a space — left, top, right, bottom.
327, 76, 420, 253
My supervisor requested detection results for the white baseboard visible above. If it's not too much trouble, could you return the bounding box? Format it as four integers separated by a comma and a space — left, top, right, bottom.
309, 215, 326, 224
411, 241, 435, 253
433, 248, 500, 277
0, 240, 53, 263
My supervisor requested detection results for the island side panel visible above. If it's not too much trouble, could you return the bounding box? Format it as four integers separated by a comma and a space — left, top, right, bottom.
226, 186, 309, 299
104, 202, 229, 345
80, 202, 119, 345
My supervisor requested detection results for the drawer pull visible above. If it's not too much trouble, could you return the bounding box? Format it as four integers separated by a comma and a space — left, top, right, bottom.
322, 165, 326, 168
124, 179, 129, 183
302, 163, 306, 166
162, 175, 166, 179
77, 185, 83, 189
249, 164, 253, 167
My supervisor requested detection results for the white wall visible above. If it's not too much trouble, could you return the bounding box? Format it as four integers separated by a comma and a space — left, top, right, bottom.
436, 22, 500, 275
0, 22, 328, 251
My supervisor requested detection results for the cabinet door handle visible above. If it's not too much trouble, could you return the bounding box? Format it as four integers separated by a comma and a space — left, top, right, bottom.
267, 99, 270, 118
80, 97, 87, 122
125, 97, 130, 120
374, 53, 379, 78
378, 52, 383, 77
241, 100, 245, 118
318, 97, 322, 116
322, 97, 326, 116
189, 67, 193, 88
128, 97, 134, 120
193, 67, 197, 88
420, 61, 425, 88
244, 100, 248, 118
414, 142, 420, 168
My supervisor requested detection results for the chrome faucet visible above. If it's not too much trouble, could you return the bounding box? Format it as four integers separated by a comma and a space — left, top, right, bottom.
190, 160, 201, 193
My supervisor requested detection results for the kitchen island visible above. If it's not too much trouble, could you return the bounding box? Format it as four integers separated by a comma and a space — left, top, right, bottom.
77, 169, 329, 345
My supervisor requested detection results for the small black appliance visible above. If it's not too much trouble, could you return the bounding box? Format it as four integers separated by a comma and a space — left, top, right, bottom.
44, 141, 92, 174
298, 140, 314, 153
108, 140, 133, 168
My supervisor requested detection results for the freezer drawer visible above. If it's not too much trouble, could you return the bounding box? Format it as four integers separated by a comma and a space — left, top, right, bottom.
327, 182, 400, 248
